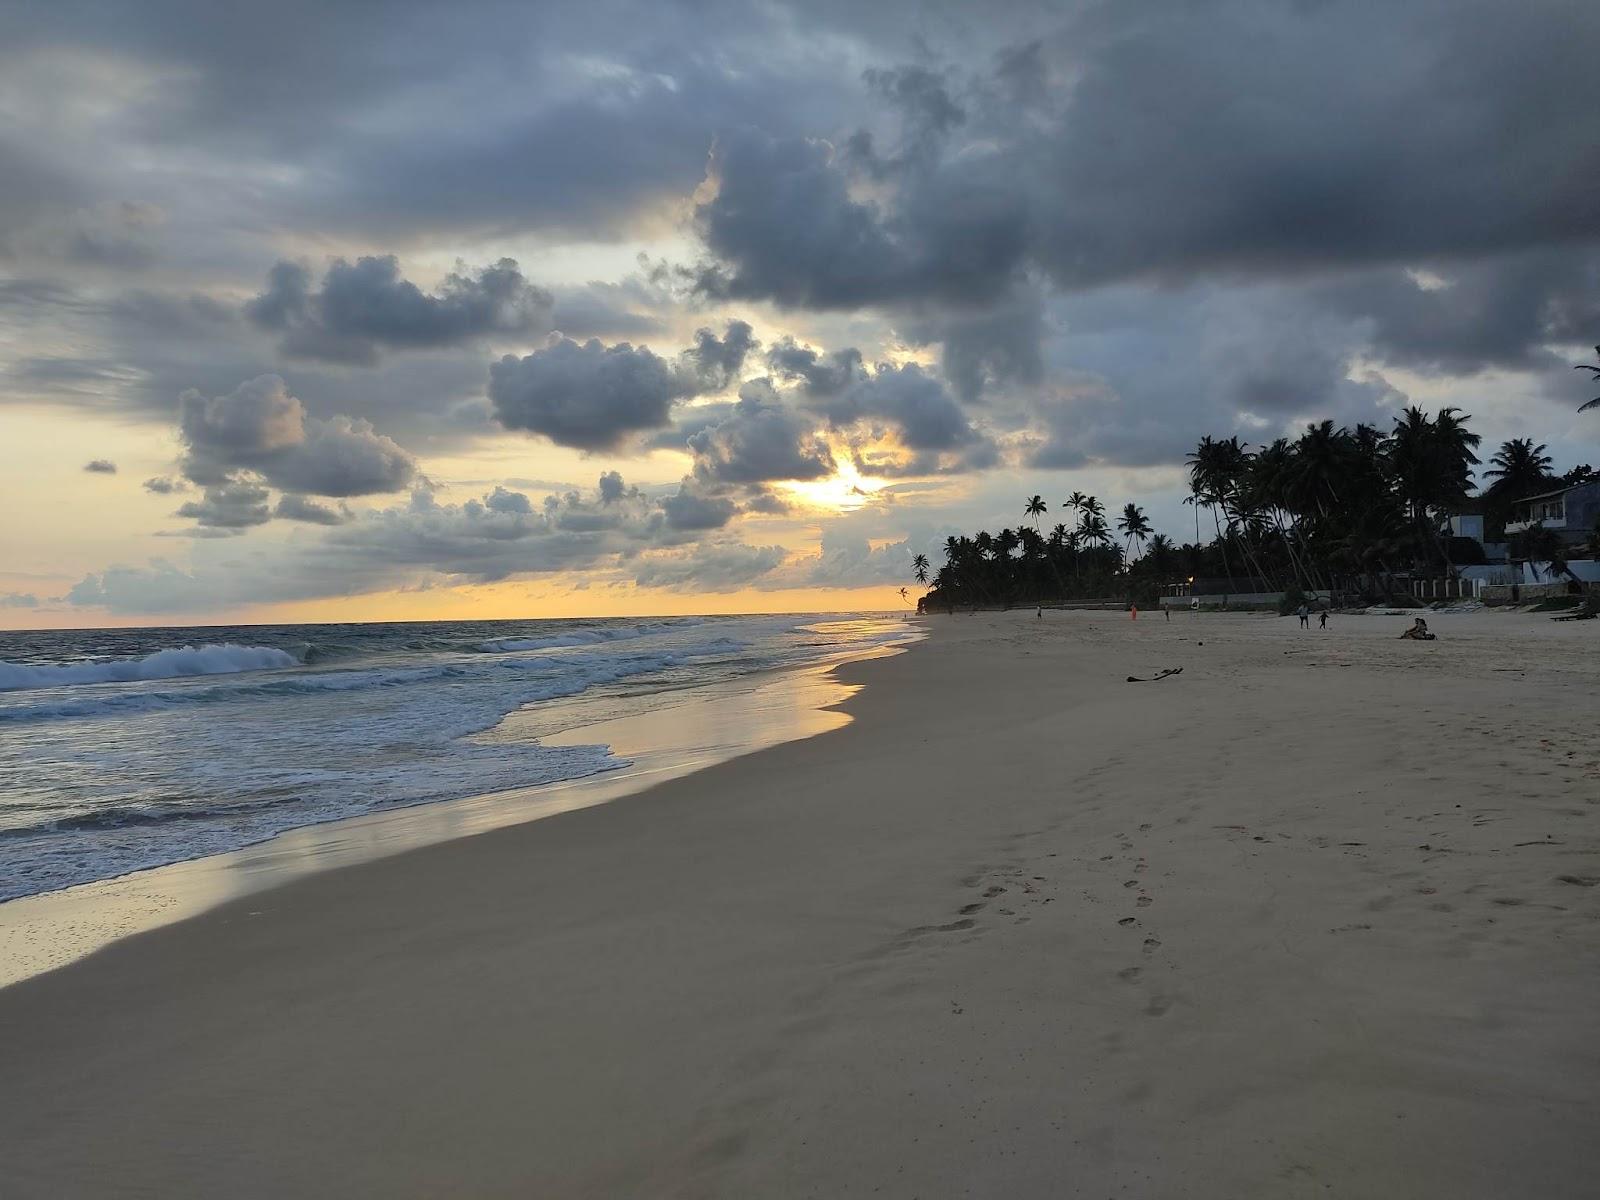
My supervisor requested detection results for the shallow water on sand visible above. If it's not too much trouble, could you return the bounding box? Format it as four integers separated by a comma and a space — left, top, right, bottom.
0, 614, 911, 902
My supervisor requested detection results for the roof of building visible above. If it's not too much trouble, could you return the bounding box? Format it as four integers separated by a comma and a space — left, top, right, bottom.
1513, 479, 1599, 505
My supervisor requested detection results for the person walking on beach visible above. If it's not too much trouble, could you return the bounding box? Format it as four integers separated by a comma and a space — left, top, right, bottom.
1297, 602, 1309, 628
1319, 610, 1328, 629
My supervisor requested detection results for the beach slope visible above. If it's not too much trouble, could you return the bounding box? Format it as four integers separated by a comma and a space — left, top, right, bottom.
2, 611, 1597, 1197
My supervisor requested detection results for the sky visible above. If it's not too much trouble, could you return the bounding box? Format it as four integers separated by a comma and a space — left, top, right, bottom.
2, 0, 1597, 629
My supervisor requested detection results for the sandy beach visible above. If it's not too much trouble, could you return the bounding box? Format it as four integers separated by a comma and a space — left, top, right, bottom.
3, 609, 1597, 1198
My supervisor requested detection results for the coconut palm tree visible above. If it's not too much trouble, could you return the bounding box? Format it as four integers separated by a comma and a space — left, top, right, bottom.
912, 553, 930, 585
1515, 524, 1574, 584
1485, 438, 1554, 497
1117, 503, 1152, 559
1064, 491, 1088, 530
1024, 495, 1048, 529
1389, 406, 1479, 568
1575, 345, 1600, 412
1144, 533, 1176, 578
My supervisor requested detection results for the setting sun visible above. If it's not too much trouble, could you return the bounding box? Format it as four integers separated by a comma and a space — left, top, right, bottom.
781, 460, 884, 512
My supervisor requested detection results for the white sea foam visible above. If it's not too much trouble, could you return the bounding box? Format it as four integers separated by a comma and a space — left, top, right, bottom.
0, 644, 298, 691
0, 615, 911, 902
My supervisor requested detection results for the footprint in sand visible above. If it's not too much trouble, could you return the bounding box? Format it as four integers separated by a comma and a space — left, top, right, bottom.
1142, 937, 1161, 953
1117, 966, 1142, 982
1144, 995, 1173, 1017
1136, 895, 1152, 908
1118, 917, 1138, 926
959, 902, 985, 915
983, 885, 1007, 898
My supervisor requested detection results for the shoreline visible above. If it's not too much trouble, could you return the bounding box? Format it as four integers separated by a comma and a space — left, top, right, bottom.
4, 609, 1596, 1197
0, 637, 914, 988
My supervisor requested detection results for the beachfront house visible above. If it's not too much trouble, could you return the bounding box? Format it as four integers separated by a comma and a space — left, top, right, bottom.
1503, 479, 1600, 548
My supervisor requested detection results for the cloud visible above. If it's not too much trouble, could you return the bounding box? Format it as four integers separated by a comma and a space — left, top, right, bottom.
82, 458, 117, 473
247, 256, 552, 365
174, 480, 272, 528
767, 338, 862, 395
631, 540, 785, 592
0, 592, 40, 608
177, 374, 418, 497
67, 562, 205, 612
489, 336, 682, 452
142, 476, 187, 494
660, 484, 738, 531
810, 361, 983, 453
1323, 250, 1600, 375
758, 530, 911, 589
274, 494, 348, 525
681, 319, 758, 392
489, 322, 757, 452
688, 385, 836, 485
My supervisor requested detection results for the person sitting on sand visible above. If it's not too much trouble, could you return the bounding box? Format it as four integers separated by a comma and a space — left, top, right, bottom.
1399, 617, 1436, 641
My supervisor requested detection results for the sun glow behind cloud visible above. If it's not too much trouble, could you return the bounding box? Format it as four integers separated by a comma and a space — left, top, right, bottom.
781, 458, 883, 512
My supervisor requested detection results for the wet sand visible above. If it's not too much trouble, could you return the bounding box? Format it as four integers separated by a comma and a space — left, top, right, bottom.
2, 609, 1597, 1197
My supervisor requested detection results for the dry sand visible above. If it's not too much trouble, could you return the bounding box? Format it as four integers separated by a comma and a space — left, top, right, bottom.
2, 609, 1597, 1198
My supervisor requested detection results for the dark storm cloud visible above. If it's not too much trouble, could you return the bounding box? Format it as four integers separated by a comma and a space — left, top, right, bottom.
1322, 250, 1600, 375
682, 320, 758, 392
490, 322, 758, 453
694, 128, 1027, 310
247, 256, 552, 365
82, 459, 117, 474
489, 337, 683, 452
1025, 1, 1600, 287
177, 375, 419, 497
767, 339, 862, 395
909, 291, 1046, 404
1020, 283, 1408, 469
809, 362, 982, 453
687, 386, 836, 486
687, 2, 1600, 400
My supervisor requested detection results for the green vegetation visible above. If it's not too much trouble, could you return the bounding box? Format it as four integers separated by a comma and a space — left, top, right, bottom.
914, 405, 1591, 613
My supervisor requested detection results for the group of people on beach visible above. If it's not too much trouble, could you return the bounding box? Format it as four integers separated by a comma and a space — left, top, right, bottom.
1295, 603, 1329, 630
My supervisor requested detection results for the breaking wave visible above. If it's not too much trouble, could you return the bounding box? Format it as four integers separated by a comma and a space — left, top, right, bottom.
0, 644, 298, 692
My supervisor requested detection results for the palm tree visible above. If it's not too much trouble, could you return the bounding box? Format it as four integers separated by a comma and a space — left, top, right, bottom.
1144, 533, 1176, 579
1024, 495, 1047, 529
1516, 524, 1574, 584
1576, 345, 1600, 412
1078, 511, 1111, 549
1388, 406, 1479, 569
1064, 491, 1088, 530
912, 553, 930, 585
1485, 438, 1554, 497
1117, 503, 1152, 559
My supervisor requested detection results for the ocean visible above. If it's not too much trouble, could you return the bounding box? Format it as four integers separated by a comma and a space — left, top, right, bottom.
0, 613, 910, 903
